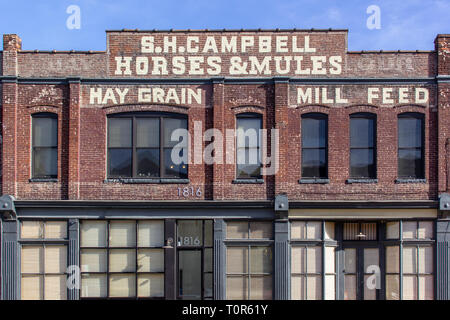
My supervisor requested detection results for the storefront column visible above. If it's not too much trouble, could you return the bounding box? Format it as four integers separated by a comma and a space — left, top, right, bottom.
67, 219, 79, 300
437, 216, 450, 300
274, 219, 289, 300
1, 219, 19, 300
213, 219, 226, 300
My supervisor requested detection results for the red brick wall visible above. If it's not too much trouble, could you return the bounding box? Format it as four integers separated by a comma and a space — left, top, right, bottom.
1, 31, 447, 201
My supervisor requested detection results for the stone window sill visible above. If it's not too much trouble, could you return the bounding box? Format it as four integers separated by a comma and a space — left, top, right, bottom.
232, 179, 264, 184
395, 178, 427, 184
104, 178, 190, 184
29, 178, 58, 183
346, 178, 378, 184
299, 178, 330, 184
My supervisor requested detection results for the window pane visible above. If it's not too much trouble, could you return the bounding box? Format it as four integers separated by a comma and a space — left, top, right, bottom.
249, 222, 272, 239
44, 221, 67, 239
138, 273, 164, 297
403, 275, 418, 300
350, 117, 374, 148
364, 274, 377, 300
306, 222, 321, 240
385, 246, 400, 273
386, 275, 400, 300
343, 223, 359, 241
237, 118, 260, 148
302, 116, 326, 148
291, 221, 305, 240
399, 117, 422, 148
237, 163, 261, 179
204, 248, 213, 273
109, 221, 136, 247
386, 222, 400, 239
419, 275, 434, 300
403, 246, 417, 274
250, 247, 272, 274
21, 275, 43, 300
45, 246, 67, 274
138, 220, 164, 247
249, 276, 272, 300
21, 221, 42, 239
291, 247, 305, 274
226, 276, 248, 300
227, 222, 248, 239
306, 247, 321, 274
33, 117, 57, 147
81, 221, 107, 247
325, 247, 336, 274
291, 275, 304, 300
177, 220, 203, 246
108, 118, 132, 148
22, 246, 43, 274
402, 221, 417, 239
364, 248, 379, 272
108, 148, 132, 177
418, 246, 433, 274
361, 223, 377, 240
136, 118, 159, 148
109, 274, 136, 297
109, 249, 136, 272
164, 118, 188, 147
204, 220, 213, 246
227, 247, 248, 274
325, 275, 335, 300
33, 148, 57, 177
307, 275, 322, 300
237, 147, 260, 167
136, 149, 159, 177
204, 273, 213, 298
344, 248, 356, 274
45, 275, 67, 300
137, 249, 164, 273
398, 149, 423, 178
302, 149, 326, 178
81, 274, 107, 298
324, 222, 335, 240
81, 249, 107, 273
344, 275, 357, 300
164, 148, 188, 178
418, 221, 433, 239
350, 149, 375, 178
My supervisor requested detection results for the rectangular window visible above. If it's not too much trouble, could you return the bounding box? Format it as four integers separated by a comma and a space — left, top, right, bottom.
80, 220, 165, 299
385, 220, 434, 300
32, 114, 58, 178
398, 113, 424, 179
290, 221, 336, 300
301, 113, 328, 178
225, 221, 273, 300
350, 113, 376, 179
107, 114, 188, 179
236, 114, 262, 179
20, 221, 68, 300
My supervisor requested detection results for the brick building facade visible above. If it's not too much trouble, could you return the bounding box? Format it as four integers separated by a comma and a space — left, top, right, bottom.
0, 29, 450, 300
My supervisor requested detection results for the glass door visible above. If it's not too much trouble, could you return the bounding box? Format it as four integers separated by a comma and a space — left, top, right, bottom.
343, 246, 380, 300
176, 220, 213, 300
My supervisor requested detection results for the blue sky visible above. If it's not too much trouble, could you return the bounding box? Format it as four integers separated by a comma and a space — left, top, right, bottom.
0, 0, 449, 51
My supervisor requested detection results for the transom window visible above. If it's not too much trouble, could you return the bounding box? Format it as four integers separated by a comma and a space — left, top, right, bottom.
236, 113, 262, 179
398, 113, 424, 179
107, 113, 188, 179
350, 113, 376, 179
32, 113, 58, 179
301, 113, 328, 179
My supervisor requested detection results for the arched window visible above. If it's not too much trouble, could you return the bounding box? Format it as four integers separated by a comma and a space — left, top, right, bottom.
398, 113, 424, 179
235, 113, 262, 179
32, 113, 58, 179
301, 113, 328, 179
107, 112, 188, 179
350, 113, 376, 179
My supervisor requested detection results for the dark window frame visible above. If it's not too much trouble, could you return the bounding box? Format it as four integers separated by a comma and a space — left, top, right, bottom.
397, 112, 425, 179
235, 113, 263, 180
349, 112, 377, 179
301, 113, 328, 179
107, 112, 188, 179
31, 113, 58, 179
